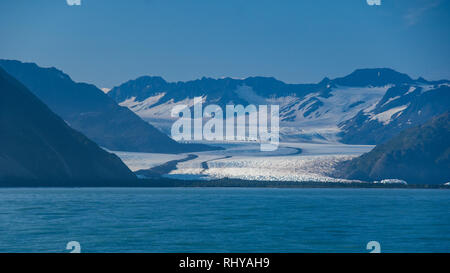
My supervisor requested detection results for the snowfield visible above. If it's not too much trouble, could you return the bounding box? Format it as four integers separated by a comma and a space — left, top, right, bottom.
117, 85, 390, 142
111, 150, 185, 172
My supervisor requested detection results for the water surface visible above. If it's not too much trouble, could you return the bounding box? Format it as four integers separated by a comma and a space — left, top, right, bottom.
0, 188, 448, 253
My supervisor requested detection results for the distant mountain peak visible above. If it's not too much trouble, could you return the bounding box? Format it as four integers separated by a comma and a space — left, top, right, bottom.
319, 77, 331, 84
416, 76, 429, 83
333, 68, 413, 87
0, 59, 73, 82
136, 75, 167, 82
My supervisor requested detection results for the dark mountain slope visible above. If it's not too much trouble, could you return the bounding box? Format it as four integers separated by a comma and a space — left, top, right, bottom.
0, 60, 215, 153
335, 112, 450, 184
0, 67, 136, 185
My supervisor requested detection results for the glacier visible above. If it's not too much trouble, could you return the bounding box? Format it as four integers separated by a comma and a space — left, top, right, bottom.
114, 142, 374, 183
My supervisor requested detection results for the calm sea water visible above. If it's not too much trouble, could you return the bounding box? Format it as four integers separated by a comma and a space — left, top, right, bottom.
0, 188, 448, 253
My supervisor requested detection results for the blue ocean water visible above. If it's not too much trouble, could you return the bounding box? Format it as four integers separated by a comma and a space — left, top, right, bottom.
0, 188, 448, 253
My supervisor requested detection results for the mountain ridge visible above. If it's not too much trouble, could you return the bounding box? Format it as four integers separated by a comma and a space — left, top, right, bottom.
108, 68, 449, 144
0, 59, 217, 153
0, 67, 137, 185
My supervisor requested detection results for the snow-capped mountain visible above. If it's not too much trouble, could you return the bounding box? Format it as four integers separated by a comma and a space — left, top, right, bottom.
108, 68, 450, 144
339, 80, 450, 144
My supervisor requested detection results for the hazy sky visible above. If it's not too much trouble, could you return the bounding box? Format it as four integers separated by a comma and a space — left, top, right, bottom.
1, 0, 449, 88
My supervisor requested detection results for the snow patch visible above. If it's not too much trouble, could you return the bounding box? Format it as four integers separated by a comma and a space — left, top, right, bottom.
374, 179, 407, 185
381, 96, 400, 107
119, 93, 166, 112
404, 86, 416, 95
112, 150, 185, 171
370, 104, 409, 125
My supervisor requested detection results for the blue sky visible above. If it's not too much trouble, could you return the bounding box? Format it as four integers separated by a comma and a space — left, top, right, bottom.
0, 0, 449, 88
